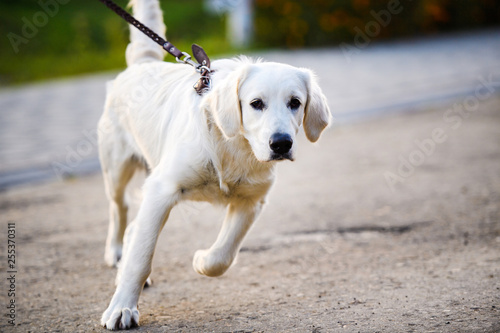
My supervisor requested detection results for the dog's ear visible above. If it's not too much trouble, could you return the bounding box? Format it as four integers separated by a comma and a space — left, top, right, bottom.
203, 66, 250, 139
300, 69, 332, 142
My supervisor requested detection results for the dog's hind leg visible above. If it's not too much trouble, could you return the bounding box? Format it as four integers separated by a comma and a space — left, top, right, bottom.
193, 199, 265, 277
101, 155, 138, 267
99, 117, 140, 267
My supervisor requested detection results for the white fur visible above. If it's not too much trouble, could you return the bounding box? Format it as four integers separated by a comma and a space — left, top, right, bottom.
99, 0, 331, 329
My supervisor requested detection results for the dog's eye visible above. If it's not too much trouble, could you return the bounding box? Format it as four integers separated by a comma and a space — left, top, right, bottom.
250, 99, 265, 111
288, 97, 301, 110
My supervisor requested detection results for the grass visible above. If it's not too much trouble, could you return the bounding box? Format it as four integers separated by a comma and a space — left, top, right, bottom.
0, 0, 238, 86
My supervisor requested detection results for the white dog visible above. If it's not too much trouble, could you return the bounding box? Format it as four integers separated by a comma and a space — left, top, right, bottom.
99, 0, 331, 329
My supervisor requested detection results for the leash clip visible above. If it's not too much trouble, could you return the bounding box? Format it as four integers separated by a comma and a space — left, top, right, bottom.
176, 52, 198, 68
176, 52, 211, 74
176, 47, 212, 95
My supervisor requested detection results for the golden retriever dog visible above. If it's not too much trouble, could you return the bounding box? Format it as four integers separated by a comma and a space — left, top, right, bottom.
99, 0, 331, 329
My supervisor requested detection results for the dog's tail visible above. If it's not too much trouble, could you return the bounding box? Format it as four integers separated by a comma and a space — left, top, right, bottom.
125, 0, 166, 66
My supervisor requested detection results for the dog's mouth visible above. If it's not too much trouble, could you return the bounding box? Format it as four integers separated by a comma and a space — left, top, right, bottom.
270, 152, 294, 162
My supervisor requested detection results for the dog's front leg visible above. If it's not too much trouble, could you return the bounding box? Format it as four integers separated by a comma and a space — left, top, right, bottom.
101, 177, 178, 330
193, 199, 264, 277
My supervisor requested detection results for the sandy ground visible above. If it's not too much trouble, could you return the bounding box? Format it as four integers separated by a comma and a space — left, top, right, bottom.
1, 95, 499, 333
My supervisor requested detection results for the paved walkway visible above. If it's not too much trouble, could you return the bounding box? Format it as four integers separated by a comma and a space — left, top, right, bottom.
0, 30, 499, 189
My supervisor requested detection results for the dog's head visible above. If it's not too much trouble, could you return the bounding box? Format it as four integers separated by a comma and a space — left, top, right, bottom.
203, 59, 332, 162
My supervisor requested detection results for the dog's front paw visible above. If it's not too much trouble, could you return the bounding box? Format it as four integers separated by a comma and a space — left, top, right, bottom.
101, 303, 139, 330
104, 243, 123, 268
193, 249, 232, 277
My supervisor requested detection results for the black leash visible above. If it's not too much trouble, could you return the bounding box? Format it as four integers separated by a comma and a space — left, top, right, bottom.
97, 0, 211, 95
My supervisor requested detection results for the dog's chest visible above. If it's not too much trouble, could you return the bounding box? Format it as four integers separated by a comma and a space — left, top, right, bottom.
180, 163, 273, 204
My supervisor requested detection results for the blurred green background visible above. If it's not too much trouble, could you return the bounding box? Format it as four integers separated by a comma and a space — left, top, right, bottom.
1, 0, 499, 86
254, 0, 500, 48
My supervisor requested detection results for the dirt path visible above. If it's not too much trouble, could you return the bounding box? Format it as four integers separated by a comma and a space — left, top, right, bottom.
1, 95, 499, 332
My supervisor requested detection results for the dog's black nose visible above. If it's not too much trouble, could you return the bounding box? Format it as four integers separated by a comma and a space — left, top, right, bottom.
269, 133, 293, 155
